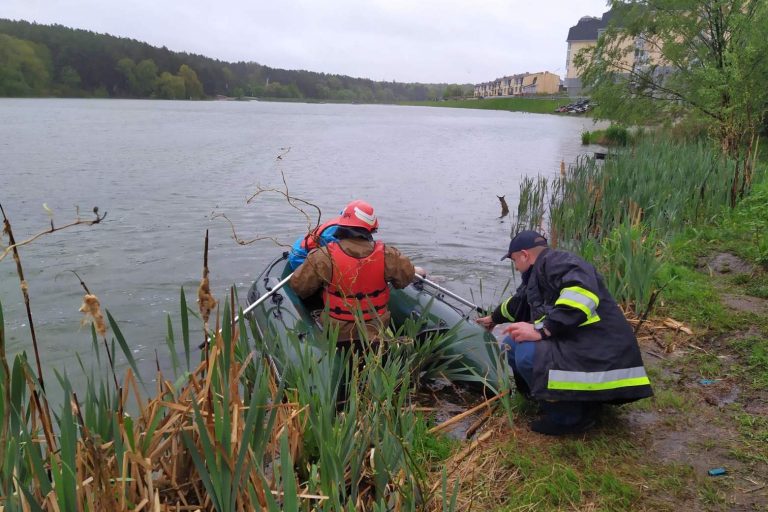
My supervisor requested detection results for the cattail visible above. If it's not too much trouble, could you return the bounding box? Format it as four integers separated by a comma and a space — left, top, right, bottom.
79, 293, 107, 337
197, 273, 217, 325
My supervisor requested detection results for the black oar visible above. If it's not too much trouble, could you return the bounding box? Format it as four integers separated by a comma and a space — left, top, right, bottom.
414, 274, 484, 314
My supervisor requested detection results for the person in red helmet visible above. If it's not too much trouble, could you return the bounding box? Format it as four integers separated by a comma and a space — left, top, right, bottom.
290, 200, 420, 346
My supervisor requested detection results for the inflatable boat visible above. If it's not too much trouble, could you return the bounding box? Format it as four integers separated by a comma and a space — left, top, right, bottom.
245, 253, 504, 390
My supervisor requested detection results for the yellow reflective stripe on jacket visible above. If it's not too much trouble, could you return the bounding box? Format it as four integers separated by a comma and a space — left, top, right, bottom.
499, 297, 516, 322
547, 367, 650, 391
555, 286, 600, 324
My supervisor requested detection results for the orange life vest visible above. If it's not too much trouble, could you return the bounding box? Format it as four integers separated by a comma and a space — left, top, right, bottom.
323, 241, 390, 321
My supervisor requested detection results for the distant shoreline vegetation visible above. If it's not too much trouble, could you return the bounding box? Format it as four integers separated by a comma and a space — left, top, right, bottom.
400, 97, 577, 115
0, 19, 473, 102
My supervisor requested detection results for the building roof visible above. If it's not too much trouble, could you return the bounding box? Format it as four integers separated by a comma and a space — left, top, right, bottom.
566, 10, 613, 41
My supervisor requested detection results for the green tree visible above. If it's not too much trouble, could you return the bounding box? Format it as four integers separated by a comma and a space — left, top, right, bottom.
221, 65, 235, 93
56, 65, 81, 96
116, 57, 138, 96
178, 64, 203, 99
134, 58, 158, 97
155, 71, 185, 99
442, 84, 465, 99
577, 0, 768, 161
0, 34, 51, 96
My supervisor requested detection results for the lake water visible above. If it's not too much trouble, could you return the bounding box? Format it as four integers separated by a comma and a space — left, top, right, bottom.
1, 98, 602, 382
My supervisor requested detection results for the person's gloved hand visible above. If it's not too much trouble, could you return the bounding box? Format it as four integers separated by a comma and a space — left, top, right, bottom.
414, 266, 427, 278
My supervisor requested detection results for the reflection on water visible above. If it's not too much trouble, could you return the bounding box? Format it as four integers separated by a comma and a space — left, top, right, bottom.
1, 98, 602, 382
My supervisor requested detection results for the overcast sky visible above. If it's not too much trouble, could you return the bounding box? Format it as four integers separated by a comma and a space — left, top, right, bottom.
3, 0, 609, 84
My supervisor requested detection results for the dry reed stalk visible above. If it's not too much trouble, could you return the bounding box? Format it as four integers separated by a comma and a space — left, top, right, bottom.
628, 200, 644, 227
426, 417, 517, 511
465, 409, 493, 439
428, 391, 507, 434
1, 207, 52, 428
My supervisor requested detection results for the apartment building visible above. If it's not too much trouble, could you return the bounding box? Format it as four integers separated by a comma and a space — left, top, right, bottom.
565, 12, 612, 96
474, 71, 561, 98
565, 9, 669, 96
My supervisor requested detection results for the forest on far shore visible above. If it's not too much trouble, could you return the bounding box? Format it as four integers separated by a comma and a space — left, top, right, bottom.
0, 19, 471, 101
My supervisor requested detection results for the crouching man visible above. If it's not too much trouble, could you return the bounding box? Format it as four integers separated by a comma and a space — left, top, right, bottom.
476, 230, 653, 435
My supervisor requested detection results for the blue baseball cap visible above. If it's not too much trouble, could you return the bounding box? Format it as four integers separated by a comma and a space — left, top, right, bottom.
501, 230, 548, 260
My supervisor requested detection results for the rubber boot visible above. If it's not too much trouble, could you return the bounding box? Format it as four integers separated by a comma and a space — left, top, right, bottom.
529, 401, 597, 436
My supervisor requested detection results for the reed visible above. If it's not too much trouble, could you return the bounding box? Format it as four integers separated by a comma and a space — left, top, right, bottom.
512, 136, 759, 314
0, 281, 487, 511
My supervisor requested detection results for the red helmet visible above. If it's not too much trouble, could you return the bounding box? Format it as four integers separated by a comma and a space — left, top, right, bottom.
337, 200, 378, 231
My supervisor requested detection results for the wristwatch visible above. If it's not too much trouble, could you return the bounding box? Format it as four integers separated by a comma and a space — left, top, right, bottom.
534, 321, 551, 339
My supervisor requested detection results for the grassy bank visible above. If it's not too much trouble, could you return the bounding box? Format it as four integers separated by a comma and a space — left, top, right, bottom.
401, 97, 572, 115
462, 133, 767, 510
581, 125, 631, 146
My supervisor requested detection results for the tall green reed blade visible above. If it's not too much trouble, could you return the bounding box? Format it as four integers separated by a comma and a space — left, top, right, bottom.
234, 361, 284, 506
50, 372, 79, 512
165, 314, 180, 375
181, 286, 191, 369
16, 487, 46, 512
182, 398, 226, 511
106, 310, 144, 389
440, 466, 460, 512
278, 431, 299, 512
0, 299, 8, 489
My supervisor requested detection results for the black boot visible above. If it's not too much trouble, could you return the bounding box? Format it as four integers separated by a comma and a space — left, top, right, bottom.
529, 401, 597, 436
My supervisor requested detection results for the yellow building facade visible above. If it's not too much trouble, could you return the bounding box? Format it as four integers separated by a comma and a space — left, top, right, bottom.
474, 71, 561, 98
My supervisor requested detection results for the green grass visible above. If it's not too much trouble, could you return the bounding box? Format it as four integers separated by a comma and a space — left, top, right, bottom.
731, 335, 768, 389
582, 125, 630, 146
411, 414, 458, 467
628, 387, 692, 413
400, 97, 570, 114
654, 261, 733, 330
497, 436, 705, 511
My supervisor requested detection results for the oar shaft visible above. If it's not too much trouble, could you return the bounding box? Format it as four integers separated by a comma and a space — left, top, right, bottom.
414, 274, 482, 312
235, 271, 295, 323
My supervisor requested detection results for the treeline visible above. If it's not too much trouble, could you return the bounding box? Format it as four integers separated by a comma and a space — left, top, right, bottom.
0, 19, 471, 101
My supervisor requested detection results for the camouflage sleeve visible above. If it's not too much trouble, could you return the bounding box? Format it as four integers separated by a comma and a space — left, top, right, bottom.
289, 247, 333, 298
384, 245, 416, 289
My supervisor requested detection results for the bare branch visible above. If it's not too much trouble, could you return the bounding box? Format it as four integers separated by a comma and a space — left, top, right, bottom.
212, 212, 285, 247
0, 205, 107, 262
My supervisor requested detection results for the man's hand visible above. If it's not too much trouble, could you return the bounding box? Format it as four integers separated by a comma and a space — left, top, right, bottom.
503, 322, 542, 341
414, 266, 427, 278
475, 315, 495, 330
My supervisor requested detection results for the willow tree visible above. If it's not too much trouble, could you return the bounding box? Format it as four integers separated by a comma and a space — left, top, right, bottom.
576, 0, 768, 201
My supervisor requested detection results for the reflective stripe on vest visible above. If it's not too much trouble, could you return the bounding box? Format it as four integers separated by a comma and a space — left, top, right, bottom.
323, 241, 390, 321
547, 366, 650, 391
555, 286, 601, 326
499, 296, 516, 322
